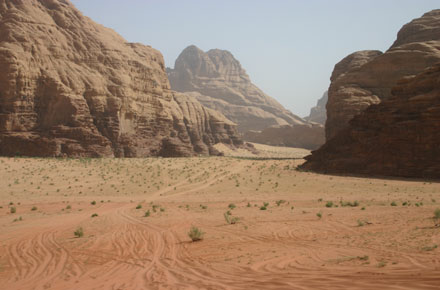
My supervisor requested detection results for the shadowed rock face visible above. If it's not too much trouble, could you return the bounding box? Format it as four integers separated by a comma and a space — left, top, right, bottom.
305, 91, 328, 125
167, 45, 306, 133
325, 9, 440, 141
301, 64, 440, 179
0, 0, 243, 157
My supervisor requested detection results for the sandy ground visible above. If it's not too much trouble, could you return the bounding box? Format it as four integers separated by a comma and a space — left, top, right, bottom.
214, 142, 311, 159
0, 154, 439, 289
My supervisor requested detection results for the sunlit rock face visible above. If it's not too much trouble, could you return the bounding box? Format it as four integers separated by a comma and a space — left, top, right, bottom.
0, 0, 243, 157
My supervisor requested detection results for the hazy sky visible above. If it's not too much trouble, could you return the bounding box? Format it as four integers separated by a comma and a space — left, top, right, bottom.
71, 0, 439, 117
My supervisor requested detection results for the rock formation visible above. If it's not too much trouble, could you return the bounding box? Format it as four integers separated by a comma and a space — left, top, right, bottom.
305, 91, 328, 125
167, 45, 306, 133
0, 0, 243, 157
243, 124, 324, 150
325, 9, 440, 140
301, 64, 440, 179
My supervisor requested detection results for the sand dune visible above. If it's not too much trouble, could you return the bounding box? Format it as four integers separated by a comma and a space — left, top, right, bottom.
0, 156, 439, 289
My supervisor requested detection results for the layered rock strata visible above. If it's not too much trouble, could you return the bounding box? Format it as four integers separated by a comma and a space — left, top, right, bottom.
0, 0, 243, 157
301, 64, 440, 179
167, 45, 306, 133
326, 10, 440, 140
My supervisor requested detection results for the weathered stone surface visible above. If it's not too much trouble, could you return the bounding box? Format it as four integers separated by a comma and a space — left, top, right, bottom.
305, 91, 328, 125
168, 45, 306, 133
325, 10, 440, 140
244, 124, 324, 150
0, 0, 243, 157
301, 64, 440, 179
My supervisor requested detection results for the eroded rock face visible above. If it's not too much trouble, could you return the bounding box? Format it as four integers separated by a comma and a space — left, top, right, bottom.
301, 64, 440, 179
325, 9, 440, 140
305, 91, 328, 125
0, 0, 243, 157
168, 45, 306, 133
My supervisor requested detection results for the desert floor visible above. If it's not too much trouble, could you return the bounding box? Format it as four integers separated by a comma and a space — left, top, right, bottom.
0, 149, 439, 289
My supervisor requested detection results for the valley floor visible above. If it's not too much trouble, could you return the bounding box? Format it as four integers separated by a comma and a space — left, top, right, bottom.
0, 156, 439, 289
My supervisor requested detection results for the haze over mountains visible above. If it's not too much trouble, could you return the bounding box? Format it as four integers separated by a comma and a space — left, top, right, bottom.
168, 45, 325, 149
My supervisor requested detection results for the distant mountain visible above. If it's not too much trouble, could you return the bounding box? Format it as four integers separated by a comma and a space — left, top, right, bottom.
305, 91, 327, 125
168, 45, 325, 149
167, 45, 306, 133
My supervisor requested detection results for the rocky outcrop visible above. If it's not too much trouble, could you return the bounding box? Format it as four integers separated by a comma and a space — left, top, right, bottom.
301, 64, 440, 179
0, 0, 243, 157
325, 10, 440, 140
167, 45, 306, 133
305, 91, 328, 125
244, 124, 324, 150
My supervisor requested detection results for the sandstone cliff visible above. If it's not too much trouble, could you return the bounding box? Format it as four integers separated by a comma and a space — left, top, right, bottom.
243, 124, 324, 150
305, 91, 328, 125
0, 0, 243, 157
325, 10, 440, 140
167, 45, 306, 133
301, 64, 440, 179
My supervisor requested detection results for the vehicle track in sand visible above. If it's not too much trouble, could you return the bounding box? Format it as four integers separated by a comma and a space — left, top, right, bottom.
1, 157, 439, 289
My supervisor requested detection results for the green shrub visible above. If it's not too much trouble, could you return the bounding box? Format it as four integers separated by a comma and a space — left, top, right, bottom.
91, 213, 98, 218
10, 207, 16, 214
91, 201, 96, 205
276, 200, 286, 206
434, 208, 440, 226
228, 203, 236, 210
144, 210, 151, 217
316, 212, 322, 219
188, 226, 204, 242
136, 204, 142, 209
224, 212, 239, 224
325, 201, 334, 208
390, 201, 397, 207
74, 227, 84, 238
31, 206, 37, 211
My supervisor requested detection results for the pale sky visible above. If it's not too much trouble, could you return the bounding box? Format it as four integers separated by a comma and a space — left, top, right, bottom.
71, 0, 439, 117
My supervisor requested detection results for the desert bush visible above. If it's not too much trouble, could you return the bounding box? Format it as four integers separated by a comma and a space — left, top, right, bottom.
422, 244, 438, 251
91, 213, 98, 218
10, 207, 16, 214
228, 203, 236, 210
91, 201, 96, 205
325, 201, 334, 208
341, 200, 359, 207
316, 212, 322, 219
74, 227, 84, 238
188, 226, 204, 242
136, 204, 142, 209
224, 212, 239, 224
276, 200, 286, 207
31, 206, 37, 211
390, 201, 397, 207
434, 208, 440, 226
144, 210, 151, 217
357, 219, 365, 227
